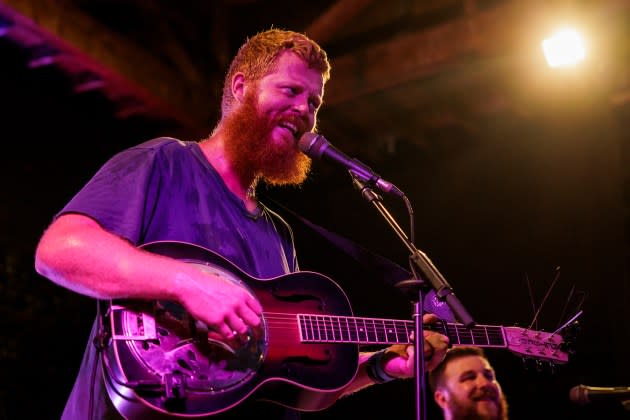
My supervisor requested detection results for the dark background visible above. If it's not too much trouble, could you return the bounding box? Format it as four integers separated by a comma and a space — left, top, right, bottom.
1, 1, 629, 419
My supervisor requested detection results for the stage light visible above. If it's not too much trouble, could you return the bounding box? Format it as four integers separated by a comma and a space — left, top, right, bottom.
541, 28, 586, 68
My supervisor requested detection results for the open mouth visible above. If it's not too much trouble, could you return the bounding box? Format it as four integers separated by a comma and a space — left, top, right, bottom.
275, 113, 309, 142
472, 395, 498, 406
278, 121, 299, 139
471, 390, 498, 404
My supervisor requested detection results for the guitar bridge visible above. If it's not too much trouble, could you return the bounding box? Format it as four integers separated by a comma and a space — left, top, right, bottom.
110, 305, 158, 341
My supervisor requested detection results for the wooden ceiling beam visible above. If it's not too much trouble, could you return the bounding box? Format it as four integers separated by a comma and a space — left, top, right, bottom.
0, 0, 212, 135
304, 0, 375, 45
324, 0, 526, 106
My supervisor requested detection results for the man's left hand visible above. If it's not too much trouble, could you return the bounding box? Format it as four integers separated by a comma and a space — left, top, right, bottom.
381, 313, 449, 378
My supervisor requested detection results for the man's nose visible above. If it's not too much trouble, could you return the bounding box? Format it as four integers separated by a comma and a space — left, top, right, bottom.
291, 94, 310, 115
475, 375, 493, 388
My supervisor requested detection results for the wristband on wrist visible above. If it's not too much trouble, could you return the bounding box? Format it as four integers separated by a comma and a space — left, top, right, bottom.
366, 349, 396, 384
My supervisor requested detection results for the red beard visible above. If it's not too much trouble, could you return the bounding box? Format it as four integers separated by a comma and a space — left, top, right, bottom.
222, 87, 311, 188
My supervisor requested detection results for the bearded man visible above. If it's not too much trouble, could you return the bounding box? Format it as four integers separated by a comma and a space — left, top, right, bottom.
34, 28, 449, 420
429, 346, 509, 420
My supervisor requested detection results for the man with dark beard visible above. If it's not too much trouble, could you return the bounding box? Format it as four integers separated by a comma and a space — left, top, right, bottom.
34, 29, 449, 420
429, 346, 509, 420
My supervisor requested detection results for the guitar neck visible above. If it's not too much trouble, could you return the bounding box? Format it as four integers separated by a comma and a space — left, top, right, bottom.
297, 314, 508, 349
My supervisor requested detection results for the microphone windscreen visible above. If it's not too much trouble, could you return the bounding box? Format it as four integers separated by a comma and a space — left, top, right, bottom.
569, 385, 588, 405
298, 133, 327, 158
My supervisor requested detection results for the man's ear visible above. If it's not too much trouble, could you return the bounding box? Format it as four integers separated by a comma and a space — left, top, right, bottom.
231, 73, 246, 103
434, 389, 449, 410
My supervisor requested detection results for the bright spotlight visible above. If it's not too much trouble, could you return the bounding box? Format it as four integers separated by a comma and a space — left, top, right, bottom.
541, 28, 586, 68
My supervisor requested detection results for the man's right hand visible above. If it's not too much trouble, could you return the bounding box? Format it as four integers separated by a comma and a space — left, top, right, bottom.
175, 269, 263, 340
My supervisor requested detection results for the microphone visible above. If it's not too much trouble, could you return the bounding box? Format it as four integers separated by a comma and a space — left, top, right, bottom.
569, 384, 630, 405
298, 132, 404, 198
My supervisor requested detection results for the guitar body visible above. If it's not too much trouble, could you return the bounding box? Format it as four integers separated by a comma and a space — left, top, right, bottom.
102, 241, 359, 419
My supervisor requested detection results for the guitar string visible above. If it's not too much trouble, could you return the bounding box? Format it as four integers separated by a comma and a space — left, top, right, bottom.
262, 313, 503, 335
263, 312, 507, 331
262, 317, 503, 336
259, 314, 506, 345
256, 322, 542, 353
256, 327, 502, 347
250, 327, 523, 346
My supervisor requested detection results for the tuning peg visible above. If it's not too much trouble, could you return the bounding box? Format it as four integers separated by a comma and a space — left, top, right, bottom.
521, 357, 530, 371
561, 342, 577, 356
521, 357, 537, 371
559, 334, 578, 356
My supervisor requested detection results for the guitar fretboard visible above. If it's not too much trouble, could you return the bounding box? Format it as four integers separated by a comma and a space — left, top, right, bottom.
297, 314, 507, 348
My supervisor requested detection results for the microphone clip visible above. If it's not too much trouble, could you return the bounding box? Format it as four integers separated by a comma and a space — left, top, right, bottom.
350, 171, 383, 203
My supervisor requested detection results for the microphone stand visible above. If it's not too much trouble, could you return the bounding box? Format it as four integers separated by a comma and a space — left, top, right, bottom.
351, 176, 476, 420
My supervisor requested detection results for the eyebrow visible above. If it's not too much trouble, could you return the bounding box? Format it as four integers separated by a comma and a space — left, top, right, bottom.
459, 368, 495, 380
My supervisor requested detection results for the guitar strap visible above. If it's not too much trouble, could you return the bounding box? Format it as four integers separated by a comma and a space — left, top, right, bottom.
260, 195, 456, 322
261, 194, 411, 285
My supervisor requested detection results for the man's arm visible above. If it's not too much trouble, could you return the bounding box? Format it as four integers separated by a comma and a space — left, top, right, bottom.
34, 213, 262, 338
341, 313, 449, 396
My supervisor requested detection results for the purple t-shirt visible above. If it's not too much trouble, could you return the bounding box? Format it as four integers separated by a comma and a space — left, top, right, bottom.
59, 137, 299, 419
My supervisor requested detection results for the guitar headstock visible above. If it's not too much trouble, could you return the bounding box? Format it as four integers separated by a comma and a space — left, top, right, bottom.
503, 326, 570, 365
